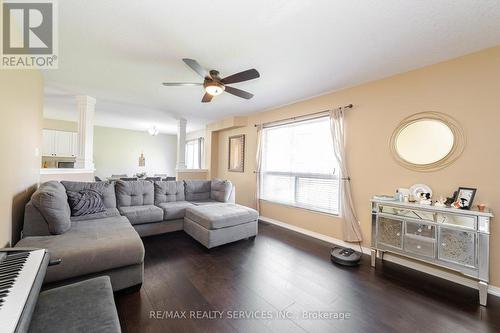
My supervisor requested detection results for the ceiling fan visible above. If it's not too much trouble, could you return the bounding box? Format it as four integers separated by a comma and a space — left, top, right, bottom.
162, 58, 260, 103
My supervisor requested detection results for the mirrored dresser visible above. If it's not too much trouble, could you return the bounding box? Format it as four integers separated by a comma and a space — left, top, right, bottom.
371, 198, 493, 306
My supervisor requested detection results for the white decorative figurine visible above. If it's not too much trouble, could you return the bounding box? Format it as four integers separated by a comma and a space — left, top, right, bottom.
434, 197, 446, 207
419, 192, 432, 205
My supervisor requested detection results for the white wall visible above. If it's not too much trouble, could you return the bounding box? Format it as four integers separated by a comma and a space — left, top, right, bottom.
93, 126, 176, 179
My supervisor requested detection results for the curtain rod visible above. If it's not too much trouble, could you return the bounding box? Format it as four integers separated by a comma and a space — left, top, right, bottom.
254, 104, 353, 128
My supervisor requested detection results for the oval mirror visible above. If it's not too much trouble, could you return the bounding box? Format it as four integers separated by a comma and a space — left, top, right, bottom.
390, 112, 465, 172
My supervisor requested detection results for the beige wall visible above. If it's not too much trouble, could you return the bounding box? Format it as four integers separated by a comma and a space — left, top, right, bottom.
41, 119, 178, 179
186, 129, 206, 141
93, 126, 177, 179
43, 118, 77, 132
214, 46, 500, 285
176, 170, 209, 180
0, 71, 43, 246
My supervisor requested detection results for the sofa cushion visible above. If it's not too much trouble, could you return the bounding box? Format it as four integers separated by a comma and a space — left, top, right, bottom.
184, 180, 211, 201
189, 200, 221, 206
118, 205, 163, 225
70, 208, 121, 222
185, 204, 259, 230
31, 181, 71, 235
115, 180, 154, 207
28, 276, 121, 333
61, 181, 116, 209
16, 216, 144, 284
67, 189, 106, 217
210, 179, 233, 202
154, 181, 185, 204
157, 201, 195, 220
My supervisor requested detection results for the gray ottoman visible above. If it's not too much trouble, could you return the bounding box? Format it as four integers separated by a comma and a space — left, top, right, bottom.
29, 276, 121, 333
184, 204, 258, 249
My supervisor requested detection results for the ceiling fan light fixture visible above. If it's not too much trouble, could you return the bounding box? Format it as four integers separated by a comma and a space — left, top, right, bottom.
162, 59, 259, 102
204, 81, 225, 96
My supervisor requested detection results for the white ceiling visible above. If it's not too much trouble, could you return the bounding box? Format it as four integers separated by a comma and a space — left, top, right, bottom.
43, 0, 500, 134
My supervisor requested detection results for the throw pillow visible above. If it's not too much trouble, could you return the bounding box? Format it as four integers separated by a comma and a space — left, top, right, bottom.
67, 189, 106, 216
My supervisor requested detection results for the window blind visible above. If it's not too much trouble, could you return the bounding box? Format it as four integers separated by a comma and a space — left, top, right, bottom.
260, 116, 339, 214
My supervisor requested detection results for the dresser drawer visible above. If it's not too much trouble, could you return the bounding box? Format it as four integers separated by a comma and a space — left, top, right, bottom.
438, 227, 476, 267
379, 205, 434, 222
436, 213, 476, 230
377, 216, 403, 249
404, 235, 435, 258
406, 221, 435, 239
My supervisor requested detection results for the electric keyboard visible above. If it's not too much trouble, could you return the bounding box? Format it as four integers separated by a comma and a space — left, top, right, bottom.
0, 249, 49, 333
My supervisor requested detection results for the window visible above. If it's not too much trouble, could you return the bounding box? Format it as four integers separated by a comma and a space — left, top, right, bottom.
186, 138, 204, 169
260, 116, 339, 214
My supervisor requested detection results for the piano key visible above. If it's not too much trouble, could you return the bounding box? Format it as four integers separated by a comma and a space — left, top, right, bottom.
2, 267, 24, 272
0, 278, 16, 285
0, 271, 19, 279
2, 261, 27, 268
4, 253, 29, 259
4, 253, 28, 258
4, 256, 28, 261
2, 258, 27, 265
2, 257, 29, 263
0, 264, 23, 270
0, 266, 23, 275
0, 266, 22, 274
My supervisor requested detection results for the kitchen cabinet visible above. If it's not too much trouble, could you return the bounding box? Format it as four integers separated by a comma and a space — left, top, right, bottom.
42, 130, 55, 156
42, 129, 78, 157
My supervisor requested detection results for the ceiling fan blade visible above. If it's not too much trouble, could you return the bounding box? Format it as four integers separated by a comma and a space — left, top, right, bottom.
224, 86, 254, 99
201, 93, 213, 103
182, 58, 210, 78
162, 82, 202, 86
221, 69, 260, 84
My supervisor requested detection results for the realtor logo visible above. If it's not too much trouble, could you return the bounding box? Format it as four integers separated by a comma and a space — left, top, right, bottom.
1, 0, 58, 69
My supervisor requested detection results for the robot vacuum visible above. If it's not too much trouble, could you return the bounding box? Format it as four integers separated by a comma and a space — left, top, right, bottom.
330, 246, 362, 266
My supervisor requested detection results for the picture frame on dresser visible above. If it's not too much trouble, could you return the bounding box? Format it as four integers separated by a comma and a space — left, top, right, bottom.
452, 187, 477, 210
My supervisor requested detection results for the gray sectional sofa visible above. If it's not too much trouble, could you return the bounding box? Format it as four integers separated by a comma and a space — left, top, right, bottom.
15, 178, 258, 291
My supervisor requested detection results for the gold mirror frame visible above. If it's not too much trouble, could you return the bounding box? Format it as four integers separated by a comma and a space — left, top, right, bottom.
228, 134, 245, 172
390, 112, 466, 172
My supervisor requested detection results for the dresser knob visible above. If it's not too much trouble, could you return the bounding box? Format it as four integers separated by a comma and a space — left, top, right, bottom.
417, 245, 421, 249
396, 233, 401, 236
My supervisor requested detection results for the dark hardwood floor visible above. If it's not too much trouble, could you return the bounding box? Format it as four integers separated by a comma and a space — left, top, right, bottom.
115, 222, 500, 333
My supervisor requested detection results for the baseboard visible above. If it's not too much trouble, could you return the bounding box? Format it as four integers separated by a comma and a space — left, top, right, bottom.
259, 216, 500, 297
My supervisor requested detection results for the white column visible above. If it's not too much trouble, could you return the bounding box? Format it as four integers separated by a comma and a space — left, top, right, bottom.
75, 95, 96, 170
176, 118, 187, 169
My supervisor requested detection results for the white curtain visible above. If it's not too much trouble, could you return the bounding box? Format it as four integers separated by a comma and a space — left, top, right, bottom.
255, 125, 264, 214
329, 108, 363, 242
